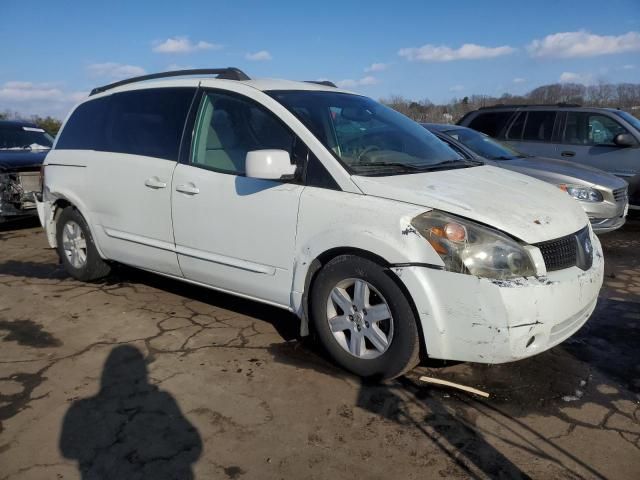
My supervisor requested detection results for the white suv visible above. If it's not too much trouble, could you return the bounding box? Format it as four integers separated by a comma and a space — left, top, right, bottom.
37, 68, 604, 379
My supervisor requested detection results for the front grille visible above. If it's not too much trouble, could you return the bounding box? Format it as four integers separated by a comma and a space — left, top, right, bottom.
613, 186, 627, 203
533, 227, 589, 272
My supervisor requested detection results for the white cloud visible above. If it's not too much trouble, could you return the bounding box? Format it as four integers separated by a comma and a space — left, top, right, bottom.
449, 85, 465, 92
336, 76, 378, 88
0, 81, 88, 118
87, 63, 146, 79
527, 30, 640, 58
364, 62, 389, 72
513, 77, 527, 84
152, 36, 221, 54
398, 43, 515, 62
245, 50, 272, 61
622, 64, 635, 69
559, 71, 594, 85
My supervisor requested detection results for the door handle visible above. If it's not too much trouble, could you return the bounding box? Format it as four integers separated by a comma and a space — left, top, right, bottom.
144, 177, 167, 189
175, 183, 200, 195
561, 151, 576, 157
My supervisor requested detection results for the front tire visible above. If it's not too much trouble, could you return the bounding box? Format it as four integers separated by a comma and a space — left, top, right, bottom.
56, 207, 111, 281
310, 255, 420, 380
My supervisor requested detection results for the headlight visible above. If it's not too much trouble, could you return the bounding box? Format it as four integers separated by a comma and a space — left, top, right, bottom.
559, 184, 603, 202
411, 211, 536, 280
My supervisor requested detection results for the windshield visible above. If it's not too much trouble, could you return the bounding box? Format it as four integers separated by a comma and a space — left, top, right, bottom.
443, 128, 526, 160
613, 110, 640, 132
0, 125, 53, 150
268, 91, 470, 175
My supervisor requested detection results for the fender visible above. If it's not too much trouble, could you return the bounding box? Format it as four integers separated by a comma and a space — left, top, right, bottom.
41, 165, 108, 260
289, 188, 444, 319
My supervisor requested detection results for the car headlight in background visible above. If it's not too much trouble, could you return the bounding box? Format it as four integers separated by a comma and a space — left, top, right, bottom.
559, 184, 603, 202
411, 211, 536, 280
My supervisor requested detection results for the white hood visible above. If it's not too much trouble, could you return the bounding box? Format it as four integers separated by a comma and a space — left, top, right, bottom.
352, 165, 588, 244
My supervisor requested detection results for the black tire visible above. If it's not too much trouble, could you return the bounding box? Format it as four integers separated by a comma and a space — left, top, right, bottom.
56, 207, 111, 281
310, 255, 420, 380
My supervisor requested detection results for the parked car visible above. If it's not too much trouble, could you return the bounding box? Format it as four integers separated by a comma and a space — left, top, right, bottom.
422, 123, 628, 234
457, 104, 640, 210
0, 120, 52, 222
37, 68, 603, 379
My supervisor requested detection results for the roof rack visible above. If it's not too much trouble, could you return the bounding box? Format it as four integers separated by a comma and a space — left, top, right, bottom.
304, 80, 337, 88
89, 68, 250, 96
479, 102, 581, 109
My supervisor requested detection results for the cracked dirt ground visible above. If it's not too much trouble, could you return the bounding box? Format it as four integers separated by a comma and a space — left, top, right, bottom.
0, 218, 638, 480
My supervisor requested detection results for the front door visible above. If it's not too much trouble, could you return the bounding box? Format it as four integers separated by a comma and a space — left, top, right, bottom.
171, 90, 304, 307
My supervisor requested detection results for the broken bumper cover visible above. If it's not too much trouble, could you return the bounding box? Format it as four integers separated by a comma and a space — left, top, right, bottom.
394, 234, 604, 364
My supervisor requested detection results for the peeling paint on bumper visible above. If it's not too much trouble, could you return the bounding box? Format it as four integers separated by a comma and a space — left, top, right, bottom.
395, 233, 604, 364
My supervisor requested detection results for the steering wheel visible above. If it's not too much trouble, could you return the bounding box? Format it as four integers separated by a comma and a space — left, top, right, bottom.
355, 145, 381, 164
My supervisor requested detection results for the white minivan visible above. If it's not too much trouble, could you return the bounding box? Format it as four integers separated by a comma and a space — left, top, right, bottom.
37, 69, 604, 379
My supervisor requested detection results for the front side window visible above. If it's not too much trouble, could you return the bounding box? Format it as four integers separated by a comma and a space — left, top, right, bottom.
0, 125, 53, 150
191, 92, 295, 175
445, 128, 525, 160
522, 111, 557, 142
268, 91, 468, 176
564, 112, 630, 146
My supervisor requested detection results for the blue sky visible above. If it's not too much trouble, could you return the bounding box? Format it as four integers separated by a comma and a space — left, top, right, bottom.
1, 0, 639, 117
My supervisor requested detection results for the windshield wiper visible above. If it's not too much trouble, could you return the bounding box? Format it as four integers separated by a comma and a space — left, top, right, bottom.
422, 159, 482, 170
355, 162, 428, 171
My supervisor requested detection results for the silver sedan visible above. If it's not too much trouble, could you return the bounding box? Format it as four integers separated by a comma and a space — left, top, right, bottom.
423, 123, 629, 234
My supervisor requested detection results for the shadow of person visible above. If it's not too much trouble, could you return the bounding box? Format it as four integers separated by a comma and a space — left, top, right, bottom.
59, 345, 202, 479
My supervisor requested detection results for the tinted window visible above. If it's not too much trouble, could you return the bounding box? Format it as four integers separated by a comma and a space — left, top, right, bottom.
107, 89, 194, 160
56, 97, 109, 150
506, 112, 525, 140
468, 112, 512, 137
564, 112, 630, 146
57, 88, 194, 161
522, 111, 556, 142
191, 92, 295, 175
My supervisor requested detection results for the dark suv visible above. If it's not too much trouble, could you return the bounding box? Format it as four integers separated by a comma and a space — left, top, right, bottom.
458, 105, 640, 209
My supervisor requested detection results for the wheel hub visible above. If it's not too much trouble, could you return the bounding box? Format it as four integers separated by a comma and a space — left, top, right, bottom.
326, 278, 394, 359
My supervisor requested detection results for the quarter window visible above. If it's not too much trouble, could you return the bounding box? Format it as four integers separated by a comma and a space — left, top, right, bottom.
191, 92, 295, 175
522, 111, 556, 142
564, 112, 630, 146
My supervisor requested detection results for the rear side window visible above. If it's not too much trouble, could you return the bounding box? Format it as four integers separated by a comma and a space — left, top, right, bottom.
522, 111, 557, 142
56, 88, 195, 161
106, 89, 194, 160
467, 112, 512, 137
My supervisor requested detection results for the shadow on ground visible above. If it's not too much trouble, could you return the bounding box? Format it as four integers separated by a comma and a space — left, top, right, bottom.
59, 345, 202, 479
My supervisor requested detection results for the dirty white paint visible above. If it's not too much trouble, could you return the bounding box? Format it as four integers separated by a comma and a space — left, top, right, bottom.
37, 76, 604, 365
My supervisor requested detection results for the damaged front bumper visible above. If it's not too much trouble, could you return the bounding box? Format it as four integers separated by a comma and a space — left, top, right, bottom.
0, 171, 40, 222
394, 233, 604, 364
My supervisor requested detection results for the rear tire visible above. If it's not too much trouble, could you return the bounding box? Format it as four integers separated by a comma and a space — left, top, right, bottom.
56, 207, 110, 281
310, 255, 420, 380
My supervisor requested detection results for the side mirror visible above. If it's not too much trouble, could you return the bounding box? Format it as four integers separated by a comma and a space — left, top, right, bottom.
613, 133, 636, 147
245, 149, 297, 180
